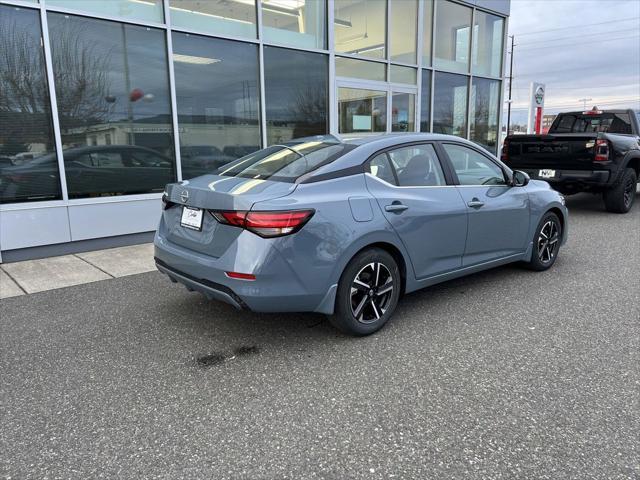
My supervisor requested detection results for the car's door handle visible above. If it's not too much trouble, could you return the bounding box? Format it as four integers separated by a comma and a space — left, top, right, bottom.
385, 202, 409, 213
467, 198, 485, 209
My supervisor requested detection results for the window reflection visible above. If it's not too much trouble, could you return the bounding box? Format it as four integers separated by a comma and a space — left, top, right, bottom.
47, 13, 176, 198
338, 88, 387, 134
172, 32, 260, 179
434, 0, 472, 73
390, 0, 417, 63
433, 72, 468, 137
0, 5, 61, 204
169, 0, 257, 39
264, 47, 328, 144
47, 0, 164, 23
336, 57, 386, 82
420, 70, 431, 132
422, 0, 433, 65
262, 0, 325, 49
470, 77, 501, 154
472, 11, 504, 77
391, 93, 415, 132
334, 0, 386, 59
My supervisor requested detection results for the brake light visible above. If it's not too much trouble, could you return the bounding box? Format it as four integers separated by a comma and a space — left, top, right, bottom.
212, 210, 314, 237
594, 138, 609, 162
501, 139, 509, 163
584, 106, 602, 115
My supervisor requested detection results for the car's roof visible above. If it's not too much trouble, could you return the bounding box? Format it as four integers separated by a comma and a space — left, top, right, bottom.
288, 133, 495, 182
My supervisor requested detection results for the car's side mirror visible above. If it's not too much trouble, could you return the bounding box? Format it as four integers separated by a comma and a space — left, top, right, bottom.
512, 170, 530, 187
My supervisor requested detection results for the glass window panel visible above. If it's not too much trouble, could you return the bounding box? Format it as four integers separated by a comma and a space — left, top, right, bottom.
172, 32, 260, 180
420, 69, 431, 132
368, 153, 397, 185
388, 144, 445, 186
390, 65, 417, 84
433, 72, 468, 137
47, 13, 176, 199
472, 11, 504, 77
46, 0, 164, 23
443, 143, 506, 185
261, 0, 325, 49
169, 0, 257, 39
470, 77, 501, 154
334, 0, 386, 59
422, 0, 433, 65
0, 5, 61, 204
434, 0, 472, 73
390, 0, 417, 63
264, 47, 328, 144
391, 93, 415, 132
335, 57, 386, 82
338, 88, 387, 134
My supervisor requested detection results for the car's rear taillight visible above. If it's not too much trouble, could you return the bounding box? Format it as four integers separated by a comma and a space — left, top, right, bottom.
501, 138, 509, 163
594, 138, 609, 162
212, 210, 314, 238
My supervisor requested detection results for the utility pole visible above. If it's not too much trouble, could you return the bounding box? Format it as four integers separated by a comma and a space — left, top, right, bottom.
506, 35, 515, 136
578, 98, 593, 110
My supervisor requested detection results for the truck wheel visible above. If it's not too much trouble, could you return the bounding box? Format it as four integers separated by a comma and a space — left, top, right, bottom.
603, 168, 637, 213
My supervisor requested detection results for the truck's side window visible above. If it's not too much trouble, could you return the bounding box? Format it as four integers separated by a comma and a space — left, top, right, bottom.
608, 114, 632, 134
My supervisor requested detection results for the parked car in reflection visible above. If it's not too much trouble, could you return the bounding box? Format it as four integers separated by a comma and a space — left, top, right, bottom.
222, 145, 260, 158
180, 145, 234, 179
0, 145, 174, 203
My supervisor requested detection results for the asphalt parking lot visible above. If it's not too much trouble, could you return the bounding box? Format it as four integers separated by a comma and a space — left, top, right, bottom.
1, 193, 639, 479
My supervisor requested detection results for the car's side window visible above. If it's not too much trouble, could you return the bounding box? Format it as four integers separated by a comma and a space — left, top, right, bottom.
386, 144, 446, 187
443, 144, 507, 186
368, 153, 397, 185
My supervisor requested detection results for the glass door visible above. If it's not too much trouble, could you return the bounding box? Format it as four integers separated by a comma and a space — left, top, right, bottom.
337, 80, 417, 135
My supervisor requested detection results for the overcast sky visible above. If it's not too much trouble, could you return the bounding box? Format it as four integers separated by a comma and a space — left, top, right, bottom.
504, 0, 640, 125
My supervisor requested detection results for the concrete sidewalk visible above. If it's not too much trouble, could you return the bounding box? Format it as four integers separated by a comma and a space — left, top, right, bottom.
0, 243, 155, 299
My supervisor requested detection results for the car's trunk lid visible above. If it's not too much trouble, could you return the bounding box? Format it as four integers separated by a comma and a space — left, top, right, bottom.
162, 174, 297, 257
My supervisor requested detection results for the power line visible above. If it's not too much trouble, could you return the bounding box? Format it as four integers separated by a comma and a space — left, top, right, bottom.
513, 17, 640, 36
516, 27, 640, 46
517, 33, 640, 51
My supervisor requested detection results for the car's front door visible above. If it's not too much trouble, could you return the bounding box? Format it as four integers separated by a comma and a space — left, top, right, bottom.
365, 143, 468, 280
441, 143, 530, 267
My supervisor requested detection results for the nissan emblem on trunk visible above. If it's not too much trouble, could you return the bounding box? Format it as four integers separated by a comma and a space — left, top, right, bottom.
180, 190, 189, 203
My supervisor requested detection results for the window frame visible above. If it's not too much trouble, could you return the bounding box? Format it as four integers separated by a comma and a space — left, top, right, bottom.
438, 141, 513, 187
365, 141, 456, 188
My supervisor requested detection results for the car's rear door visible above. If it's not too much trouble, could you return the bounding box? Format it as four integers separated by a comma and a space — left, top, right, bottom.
364, 143, 467, 280
441, 142, 530, 267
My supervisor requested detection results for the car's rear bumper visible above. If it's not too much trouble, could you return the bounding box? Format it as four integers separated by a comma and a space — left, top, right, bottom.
155, 257, 247, 310
523, 169, 610, 189
153, 233, 336, 314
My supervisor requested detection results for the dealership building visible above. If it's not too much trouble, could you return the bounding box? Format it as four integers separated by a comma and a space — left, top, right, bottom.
0, 0, 509, 262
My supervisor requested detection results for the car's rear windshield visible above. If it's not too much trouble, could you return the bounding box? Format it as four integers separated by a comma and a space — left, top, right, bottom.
216, 141, 354, 183
550, 113, 633, 134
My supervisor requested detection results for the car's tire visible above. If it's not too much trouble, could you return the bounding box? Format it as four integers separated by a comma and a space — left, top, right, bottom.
603, 167, 637, 213
525, 211, 562, 271
329, 248, 402, 336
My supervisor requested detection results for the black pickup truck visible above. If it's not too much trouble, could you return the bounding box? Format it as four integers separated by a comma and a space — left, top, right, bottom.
501, 109, 640, 213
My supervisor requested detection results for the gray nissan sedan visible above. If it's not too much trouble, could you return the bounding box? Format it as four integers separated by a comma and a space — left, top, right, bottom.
154, 134, 568, 335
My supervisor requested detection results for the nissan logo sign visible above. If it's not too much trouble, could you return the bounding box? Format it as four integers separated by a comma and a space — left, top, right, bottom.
180, 190, 189, 203
534, 86, 545, 106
